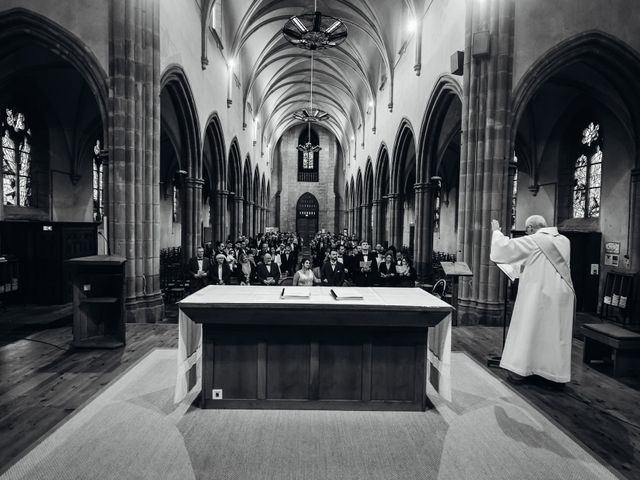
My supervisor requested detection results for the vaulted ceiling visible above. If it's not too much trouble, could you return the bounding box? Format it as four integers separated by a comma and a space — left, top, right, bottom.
204, 0, 427, 153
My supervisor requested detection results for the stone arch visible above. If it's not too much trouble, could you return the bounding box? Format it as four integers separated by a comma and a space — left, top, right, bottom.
203, 112, 226, 242
161, 65, 201, 178
0, 8, 109, 145
510, 31, 640, 312
260, 173, 267, 232
374, 143, 390, 245
511, 31, 640, 161
349, 176, 356, 236
417, 75, 463, 182
355, 169, 364, 239
253, 165, 261, 235
227, 137, 243, 239
160, 65, 202, 256
391, 118, 418, 249
414, 75, 463, 278
242, 155, 253, 235
0, 8, 109, 224
363, 158, 375, 243
296, 192, 319, 242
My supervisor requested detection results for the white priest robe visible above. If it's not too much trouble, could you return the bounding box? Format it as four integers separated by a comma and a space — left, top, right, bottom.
490, 227, 575, 383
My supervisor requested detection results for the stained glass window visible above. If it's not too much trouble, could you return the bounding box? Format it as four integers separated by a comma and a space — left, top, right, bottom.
2, 109, 32, 207
433, 179, 441, 233
302, 151, 313, 169
93, 140, 104, 222
573, 122, 602, 218
173, 184, 178, 222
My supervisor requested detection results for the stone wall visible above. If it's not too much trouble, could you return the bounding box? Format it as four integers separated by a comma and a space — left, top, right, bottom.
274, 125, 339, 234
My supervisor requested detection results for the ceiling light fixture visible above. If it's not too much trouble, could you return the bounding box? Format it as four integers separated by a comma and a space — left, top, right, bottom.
282, 0, 347, 50
296, 50, 324, 155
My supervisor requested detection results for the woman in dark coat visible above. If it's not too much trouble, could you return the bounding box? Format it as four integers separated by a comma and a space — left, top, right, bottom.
397, 257, 418, 287
378, 252, 398, 287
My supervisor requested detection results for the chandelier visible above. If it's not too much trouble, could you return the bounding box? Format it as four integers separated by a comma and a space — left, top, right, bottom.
295, 51, 323, 154
282, 5, 347, 51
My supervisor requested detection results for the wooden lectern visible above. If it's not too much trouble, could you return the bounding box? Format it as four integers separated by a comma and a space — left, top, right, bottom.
439, 261, 473, 326
66, 255, 126, 348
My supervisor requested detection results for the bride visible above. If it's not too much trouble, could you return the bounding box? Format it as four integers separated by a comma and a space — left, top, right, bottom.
292, 257, 321, 286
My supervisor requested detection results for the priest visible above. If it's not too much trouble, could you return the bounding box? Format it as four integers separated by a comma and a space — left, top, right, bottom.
490, 215, 575, 386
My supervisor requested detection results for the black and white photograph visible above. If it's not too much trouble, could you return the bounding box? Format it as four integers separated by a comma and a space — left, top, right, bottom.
0, 1, 639, 479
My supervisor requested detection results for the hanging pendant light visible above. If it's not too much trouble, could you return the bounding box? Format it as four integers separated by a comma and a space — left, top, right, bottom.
282, 0, 347, 51
296, 51, 322, 154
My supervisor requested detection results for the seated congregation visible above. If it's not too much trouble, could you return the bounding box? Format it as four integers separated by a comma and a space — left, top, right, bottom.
177, 230, 419, 294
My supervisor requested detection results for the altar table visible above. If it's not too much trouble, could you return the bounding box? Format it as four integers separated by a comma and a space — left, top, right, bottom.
175, 286, 452, 411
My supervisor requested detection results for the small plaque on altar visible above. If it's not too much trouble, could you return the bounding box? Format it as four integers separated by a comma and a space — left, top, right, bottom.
440, 261, 473, 277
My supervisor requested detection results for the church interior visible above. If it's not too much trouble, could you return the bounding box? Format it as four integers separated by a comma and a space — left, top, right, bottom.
1, 0, 639, 478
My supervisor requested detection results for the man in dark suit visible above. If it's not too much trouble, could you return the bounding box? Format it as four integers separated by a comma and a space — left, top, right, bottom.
209, 253, 232, 285
352, 241, 378, 286
256, 253, 280, 285
321, 249, 346, 286
187, 246, 211, 291
280, 245, 296, 276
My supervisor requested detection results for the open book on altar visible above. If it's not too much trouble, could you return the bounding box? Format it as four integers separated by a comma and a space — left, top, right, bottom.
280, 287, 311, 298
330, 287, 364, 300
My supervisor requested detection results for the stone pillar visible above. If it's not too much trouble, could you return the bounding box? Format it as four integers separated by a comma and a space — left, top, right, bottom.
252, 202, 259, 235
242, 199, 250, 235
457, 0, 515, 325
362, 203, 372, 243
274, 192, 281, 229
387, 193, 400, 246
183, 177, 203, 258
345, 208, 351, 234
235, 196, 244, 239
413, 181, 436, 282
108, 0, 163, 323
355, 206, 362, 239
630, 168, 640, 272
258, 206, 263, 233
214, 190, 227, 242
371, 200, 380, 244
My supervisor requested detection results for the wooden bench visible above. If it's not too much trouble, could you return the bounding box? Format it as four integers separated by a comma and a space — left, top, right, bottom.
583, 323, 640, 377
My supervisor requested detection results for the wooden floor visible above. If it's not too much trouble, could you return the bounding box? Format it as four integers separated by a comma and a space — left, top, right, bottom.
0, 321, 638, 479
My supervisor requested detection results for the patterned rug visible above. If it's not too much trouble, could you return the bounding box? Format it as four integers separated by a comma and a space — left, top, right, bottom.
0, 349, 622, 480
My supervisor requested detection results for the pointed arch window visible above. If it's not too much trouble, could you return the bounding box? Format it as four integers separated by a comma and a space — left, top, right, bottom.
297, 127, 319, 182
572, 122, 602, 218
2, 109, 32, 207
173, 184, 179, 223
93, 140, 104, 222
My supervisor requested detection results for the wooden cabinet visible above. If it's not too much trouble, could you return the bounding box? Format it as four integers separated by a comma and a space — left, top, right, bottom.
601, 271, 638, 327
66, 255, 126, 348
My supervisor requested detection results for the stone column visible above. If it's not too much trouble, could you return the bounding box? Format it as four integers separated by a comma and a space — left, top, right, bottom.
214, 190, 227, 242
413, 181, 436, 282
274, 192, 281, 230
108, 0, 162, 322
630, 168, 640, 271
457, 0, 515, 325
345, 208, 351, 234
183, 177, 203, 258
387, 193, 400, 246
235, 195, 244, 239
355, 206, 362, 239
257, 206, 263, 233
252, 202, 259, 235
371, 200, 380, 244
362, 203, 372, 243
